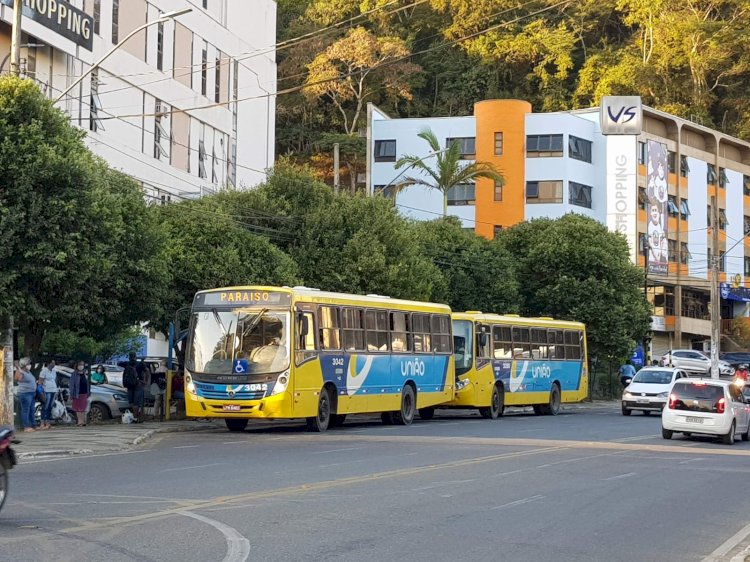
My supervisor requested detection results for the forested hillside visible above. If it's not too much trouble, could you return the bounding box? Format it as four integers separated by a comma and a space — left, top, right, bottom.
276, 0, 750, 185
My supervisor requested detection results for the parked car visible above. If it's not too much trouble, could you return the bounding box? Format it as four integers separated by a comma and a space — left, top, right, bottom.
719, 352, 750, 369
55, 366, 130, 422
91, 364, 125, 387
622, 367, 690, 416
660, 349, 734, 377
662, 378, 750, 444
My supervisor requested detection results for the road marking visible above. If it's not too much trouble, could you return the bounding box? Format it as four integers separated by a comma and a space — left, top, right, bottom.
160, 463, 224, 473
614, 435, 659, 442
173, 445, 200, 449
491, 495, 544, 510
20, 449, 155, 465
318, 458, 369, 468
679, 457, 706, 464
703, 521, 750, 562
311, 447, 365, 455
603, 472, 637, 481
180, 511, 250, 562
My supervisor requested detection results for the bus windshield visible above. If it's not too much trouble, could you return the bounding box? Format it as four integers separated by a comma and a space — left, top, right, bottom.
453, 320, 473, 376
188, 309, 291, 375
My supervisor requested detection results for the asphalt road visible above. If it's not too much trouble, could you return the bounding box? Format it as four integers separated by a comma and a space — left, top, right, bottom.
2, 404, 750, 562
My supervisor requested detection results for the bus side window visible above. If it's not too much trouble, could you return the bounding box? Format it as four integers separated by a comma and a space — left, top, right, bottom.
342, 308, 365, 351
412, 313, 431, 353
431, 314, 452, 353
492, 326, 512, 359
319, 306, 342, 350
476, 324, 491, 359
297, 311, 316, 350
390, 311, 410, 352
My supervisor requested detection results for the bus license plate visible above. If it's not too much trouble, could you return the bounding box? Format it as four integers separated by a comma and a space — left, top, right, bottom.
685, 416, 703, 424
223, 404, 241, 412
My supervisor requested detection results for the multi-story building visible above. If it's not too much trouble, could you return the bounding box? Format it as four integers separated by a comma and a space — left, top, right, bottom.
367, 99, 750, 358
0, 0, 276, 204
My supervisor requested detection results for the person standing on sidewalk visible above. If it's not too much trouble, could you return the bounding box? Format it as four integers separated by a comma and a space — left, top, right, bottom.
150, 360, 168, 421
123, 353, 145, 422
69, 361, 89, 427
39, 360, 58, 430
14, 358, 37, 432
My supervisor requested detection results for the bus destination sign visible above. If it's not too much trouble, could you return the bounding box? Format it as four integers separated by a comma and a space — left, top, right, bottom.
195, 290, 292, 307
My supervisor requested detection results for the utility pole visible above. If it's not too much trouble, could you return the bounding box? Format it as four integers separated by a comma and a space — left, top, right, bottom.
9, 0, 22, 76
0, 317, 13, 426
333, 142, 340, 195
710, 195, 720, 379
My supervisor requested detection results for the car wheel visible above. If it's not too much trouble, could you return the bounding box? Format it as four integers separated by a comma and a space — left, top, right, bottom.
621, 404, 632, 416
661, 427, 673, 440
742, 422, 750, 442
722, 421, 736, 445
0, 460, 7, 514
88, 403, 110, 423
643, 410, 651, 416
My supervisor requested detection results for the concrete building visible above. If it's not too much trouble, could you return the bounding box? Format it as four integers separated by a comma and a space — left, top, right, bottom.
0, 0, 276, 205
367, 99, 750, 358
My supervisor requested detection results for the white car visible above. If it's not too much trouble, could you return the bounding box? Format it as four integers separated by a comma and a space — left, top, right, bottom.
660, 349, 734, 377
662, 378, 750, 444
622, 367, 690, 416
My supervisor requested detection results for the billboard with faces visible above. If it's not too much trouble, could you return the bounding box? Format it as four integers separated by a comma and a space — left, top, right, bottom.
646, 140, 669, 275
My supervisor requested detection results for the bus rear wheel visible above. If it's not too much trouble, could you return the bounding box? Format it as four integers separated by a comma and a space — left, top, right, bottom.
225, 418, 248, 432
480, 384, 504, 419
392, 385, 416, 426
307, 388, 332, 432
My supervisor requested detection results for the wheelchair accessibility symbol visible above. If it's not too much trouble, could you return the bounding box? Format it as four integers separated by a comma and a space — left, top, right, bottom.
233, 359, 249, 374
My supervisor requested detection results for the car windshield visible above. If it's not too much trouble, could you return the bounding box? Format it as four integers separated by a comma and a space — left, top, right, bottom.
632, 370, 673, 384
188, 309, 291, 375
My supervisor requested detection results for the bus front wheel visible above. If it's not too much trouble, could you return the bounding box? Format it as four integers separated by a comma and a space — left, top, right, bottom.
307, 388, 332, 432
225, 418, 248, 432
480, 384, 504, 419
392, 385, 416, 426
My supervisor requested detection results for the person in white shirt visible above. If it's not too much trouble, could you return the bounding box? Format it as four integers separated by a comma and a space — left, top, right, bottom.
39, 360, 58, 430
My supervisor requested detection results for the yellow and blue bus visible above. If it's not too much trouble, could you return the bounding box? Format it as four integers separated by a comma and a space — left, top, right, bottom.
447, 312, 589, 418
184, 286, 456, 431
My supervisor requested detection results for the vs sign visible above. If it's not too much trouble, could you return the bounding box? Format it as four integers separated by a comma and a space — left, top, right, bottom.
600, 96, 643, 135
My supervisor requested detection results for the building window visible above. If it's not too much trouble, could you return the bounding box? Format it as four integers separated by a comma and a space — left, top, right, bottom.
493, 225, 503, 237
744, 215, 750, 235
89, 69, 104, 132
446, 137, 476, 159
667, 151, 676, 174
719, 208, 728, 230
526, 135, 563, 157
374, 185, 395, 198
494, 132, 503, 156
212, 147, 218, 184
93, 0, 100, 35
447, 183, 475, 206
638, 187, 648, 210
667, 195, 679, 216
707, 163, 717, 184
374, 140, 396, 162
680, 242, 691, 264
494, 180, 503, 201
719, 167, 728, 188
526, 180, 563, 204
568, 135, 592, 163
568, 181, 592, 208
156, 21, 164, 70
720, 250, 726, 272
112, 0, 119, 43
198, 140, 207, 179
215, 54, 221, 103
680, 155, 690, 177
745, 257, 750, 276
203, 0, 208, 8
668, 239, 677, 262
638, 142, 646, 165
154, 100, 169, 160
201, 44, 208, 96
744, 175, 750, 196
707, 205, 712, 228
680, 199, 690, 219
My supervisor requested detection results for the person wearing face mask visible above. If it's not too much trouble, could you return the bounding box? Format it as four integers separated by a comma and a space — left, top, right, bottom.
14, 358, 37, 432
69, 361, 90, 427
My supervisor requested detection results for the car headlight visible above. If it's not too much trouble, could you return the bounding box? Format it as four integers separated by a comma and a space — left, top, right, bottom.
657, 392, 669, 398
271, 371, 290, 396
112, 393, 128, 401
623, 391, 633, 398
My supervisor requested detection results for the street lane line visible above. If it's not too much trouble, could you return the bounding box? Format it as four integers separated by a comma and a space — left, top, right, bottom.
603, 472, 637, 481
181, 511, 250, 562
679, 458, 706, 464
311, 447, 365, 454
20, 449, 154, 465
172, 445, 200, 449
491, 495, 544, 510
160, 463, 224, 473
703, 521, 750, 562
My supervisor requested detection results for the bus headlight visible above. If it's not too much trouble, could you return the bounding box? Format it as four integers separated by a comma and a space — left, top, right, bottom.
271, 371, 290, 395
456, 378, 470, 390
186, 375, 196, 395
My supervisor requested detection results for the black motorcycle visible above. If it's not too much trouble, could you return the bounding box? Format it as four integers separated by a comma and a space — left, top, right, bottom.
0, 426, 18, 514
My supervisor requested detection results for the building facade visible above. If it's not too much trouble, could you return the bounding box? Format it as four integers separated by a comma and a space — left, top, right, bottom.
0, 0, 276, 203
367, 99, 750, 357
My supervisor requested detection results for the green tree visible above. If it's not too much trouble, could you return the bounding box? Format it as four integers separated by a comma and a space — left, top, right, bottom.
395, 128, 504, 216
0, 76, 166, 358
500, 214, 652, 363
415, 217, 519, 313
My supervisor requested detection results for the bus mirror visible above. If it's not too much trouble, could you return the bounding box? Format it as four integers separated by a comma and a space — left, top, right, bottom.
299, 315, 309, 337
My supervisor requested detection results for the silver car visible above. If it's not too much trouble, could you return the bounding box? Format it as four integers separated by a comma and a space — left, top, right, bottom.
55, 367, 130, 422
660, 349, 734, 377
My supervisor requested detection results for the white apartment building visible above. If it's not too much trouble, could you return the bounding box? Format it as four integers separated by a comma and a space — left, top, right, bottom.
0, 0, 277, 203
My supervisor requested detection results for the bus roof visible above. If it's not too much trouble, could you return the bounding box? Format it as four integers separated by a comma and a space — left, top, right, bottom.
452, 311, 585, 330
195, 286, 452, 313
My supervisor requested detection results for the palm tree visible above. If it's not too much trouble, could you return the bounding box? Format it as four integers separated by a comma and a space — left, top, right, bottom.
394, 129, 505, 217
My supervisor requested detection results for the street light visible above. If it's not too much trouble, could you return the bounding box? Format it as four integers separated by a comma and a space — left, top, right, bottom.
54, 8, 192, 103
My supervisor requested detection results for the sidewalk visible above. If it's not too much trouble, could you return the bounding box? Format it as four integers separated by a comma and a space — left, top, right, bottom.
14, 419, 223, 460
